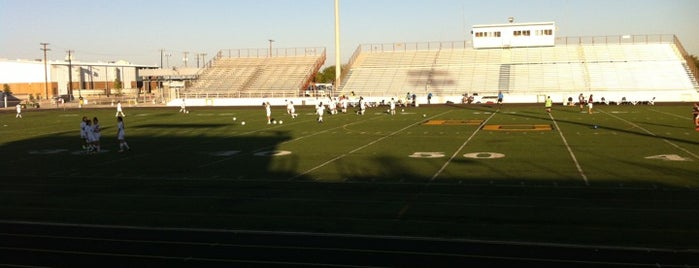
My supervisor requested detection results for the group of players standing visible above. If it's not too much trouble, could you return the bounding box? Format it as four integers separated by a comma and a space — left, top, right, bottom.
79, 112, 130, 154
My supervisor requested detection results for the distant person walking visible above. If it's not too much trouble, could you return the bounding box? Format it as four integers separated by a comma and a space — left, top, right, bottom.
179, 98, 187, 113
545, 96, 553, 113
578, 93, 585, 111
115, 101, 126, 117
116, 116, 130, 152
497, 91, 504, 107
587, 94, 594, 114
15, 103, 22, 118
389, 97, 396, 115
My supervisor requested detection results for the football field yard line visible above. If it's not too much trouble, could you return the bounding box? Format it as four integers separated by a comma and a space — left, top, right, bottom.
429, 110, 497, 181
549, 113, 589, 186
289, 111, 453, 180
600, 109, 699, 160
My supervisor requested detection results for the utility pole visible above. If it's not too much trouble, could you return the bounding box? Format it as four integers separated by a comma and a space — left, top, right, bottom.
160, 49, 165, 68
66, 50, 75, 99
268, 39, 275, 57
40, 43, 51, 100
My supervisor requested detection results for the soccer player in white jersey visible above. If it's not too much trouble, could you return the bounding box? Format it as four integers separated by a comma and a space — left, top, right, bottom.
264, 102, 272, 124
115, 101, 126, 117
15, 103, 22, 118
358, 97, 366, 115
80, 116, 88, 150
117, 116, 130, 152
287, 100, 297, 118
389, 98, 396, 115
316, 102, 325, 123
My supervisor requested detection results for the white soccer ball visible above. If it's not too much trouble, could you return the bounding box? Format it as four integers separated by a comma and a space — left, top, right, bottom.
272, 120, 277, 124
233, 117, 237, 121
401, 109, 405, 112
279, 120, 283, 124
186, 110, 189, 114
422, 114, 426, 117
241, 121, 246, 125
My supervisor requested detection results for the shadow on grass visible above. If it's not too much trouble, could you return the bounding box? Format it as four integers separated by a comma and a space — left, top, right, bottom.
0, 125, 698, 251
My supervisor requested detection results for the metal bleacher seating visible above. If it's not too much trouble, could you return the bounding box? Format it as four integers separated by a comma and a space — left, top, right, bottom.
187, 48, 325, 98
338, 36, 697, 100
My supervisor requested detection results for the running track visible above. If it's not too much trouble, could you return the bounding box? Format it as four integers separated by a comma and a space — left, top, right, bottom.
0, 221, 696, 267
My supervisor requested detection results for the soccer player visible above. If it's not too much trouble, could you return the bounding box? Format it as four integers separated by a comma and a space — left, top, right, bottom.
115, 101, 126, 117
588, 94, 594, 114
179, 98, 187, 113
358, 96, 366, 115
497, 91, 504, 107
117, 116, 130, 152
92, 117, 101, 153
545, 96, 553, 113
264, 102, 272, 124
15, 103, 22, 118
316, 101, 325, 123
389, 98, 396, 115
80, 116, 88, 150
578, 93, 585, 111
287, 100, 297, 118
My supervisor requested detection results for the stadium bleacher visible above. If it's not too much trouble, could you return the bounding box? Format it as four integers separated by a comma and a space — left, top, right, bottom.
185, 48, 325, 98
337, 35, 699, 103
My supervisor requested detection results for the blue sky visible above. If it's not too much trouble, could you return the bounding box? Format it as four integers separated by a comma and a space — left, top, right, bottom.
1, 0, 697, 67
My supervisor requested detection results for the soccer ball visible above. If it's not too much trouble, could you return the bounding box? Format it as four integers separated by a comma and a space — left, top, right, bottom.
593, 125, 598, 129
186, 110, 189, 114
272, 120, 277, 124
233, 117, 237, 121
241, 121, 246, 125
422, 114, 426, 117
401, 109, 405, 112
279, 120, 283, 124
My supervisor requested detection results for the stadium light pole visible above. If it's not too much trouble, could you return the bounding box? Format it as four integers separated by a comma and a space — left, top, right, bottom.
334, 0, 341, 86
40, 43, 51, 100
268, 39, 275, 57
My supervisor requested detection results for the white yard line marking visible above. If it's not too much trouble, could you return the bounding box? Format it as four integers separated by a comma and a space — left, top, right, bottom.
601, 110, 699, 160
290, 111, 452, 180
649, 108, 691, 120
430, 111, 497, 181
549, 113, 589, 185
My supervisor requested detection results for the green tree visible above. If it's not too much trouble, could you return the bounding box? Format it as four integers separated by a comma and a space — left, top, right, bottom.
114, 77, 123, 95
2, 84, 11, 95
314, 65, 346, 83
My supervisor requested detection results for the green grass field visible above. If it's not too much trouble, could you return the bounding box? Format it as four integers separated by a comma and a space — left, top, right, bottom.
1, 103, 698, 249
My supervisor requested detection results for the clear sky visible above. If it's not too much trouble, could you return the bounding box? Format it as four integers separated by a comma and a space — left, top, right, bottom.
1, 0, 697, 67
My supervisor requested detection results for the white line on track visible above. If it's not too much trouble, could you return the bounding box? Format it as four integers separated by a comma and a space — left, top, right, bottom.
601, 109, 699, 160
429, 110, 497, 181
549, 113, 589, 185
289, 111, 453, 180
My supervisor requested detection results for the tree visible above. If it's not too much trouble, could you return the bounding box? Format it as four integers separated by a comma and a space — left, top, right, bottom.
314, 65, 346, 84
2, 84, 11, 95
113, 77, 123, 96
